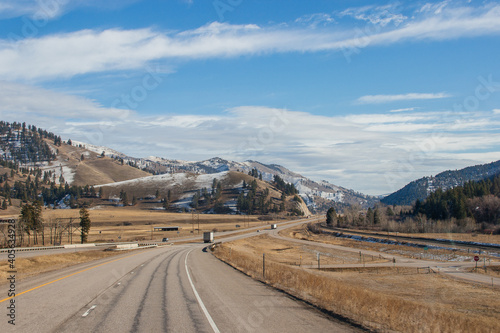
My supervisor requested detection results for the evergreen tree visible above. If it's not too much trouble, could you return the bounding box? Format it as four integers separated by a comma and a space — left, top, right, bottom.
163, 197, 169, 211
191, 192, 199, 209
79, 207, 91, 243
326, 207, 337, 226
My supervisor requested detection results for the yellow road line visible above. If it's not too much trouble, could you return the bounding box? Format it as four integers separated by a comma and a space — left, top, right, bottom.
0, 251, 145, 303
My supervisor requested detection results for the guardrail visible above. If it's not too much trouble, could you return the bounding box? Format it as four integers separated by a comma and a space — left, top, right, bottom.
0, 241, 142, 253
0, 245, 64, 253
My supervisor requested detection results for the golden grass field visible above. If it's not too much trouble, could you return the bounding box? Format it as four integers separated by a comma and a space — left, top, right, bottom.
213, 232, 500, 333
41, 207, 272, 243
0, 207, 274, 246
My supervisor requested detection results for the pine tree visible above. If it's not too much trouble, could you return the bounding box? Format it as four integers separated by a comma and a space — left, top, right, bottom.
163, 197, 169, 211
79, 208, 91, 243
326, 207, 337, 226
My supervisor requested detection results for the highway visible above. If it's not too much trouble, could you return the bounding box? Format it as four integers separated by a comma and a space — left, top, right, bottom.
0, 232, 361, 332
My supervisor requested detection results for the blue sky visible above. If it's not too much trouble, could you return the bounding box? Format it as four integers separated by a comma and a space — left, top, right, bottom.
0, 0, 499, 195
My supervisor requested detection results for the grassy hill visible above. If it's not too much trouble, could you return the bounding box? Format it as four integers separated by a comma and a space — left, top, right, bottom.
54, 141, 152, 186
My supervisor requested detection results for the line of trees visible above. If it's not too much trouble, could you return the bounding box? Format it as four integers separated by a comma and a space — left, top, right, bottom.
413, 174, 500, 225
273, 175, 298, 195
0, 165, 99, 209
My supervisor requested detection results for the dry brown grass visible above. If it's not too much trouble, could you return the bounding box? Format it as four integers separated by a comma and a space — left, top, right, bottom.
214, 236, 500, 333
1, 208, 270, 244
0, 250, 122, 284
222, 234, 387, 267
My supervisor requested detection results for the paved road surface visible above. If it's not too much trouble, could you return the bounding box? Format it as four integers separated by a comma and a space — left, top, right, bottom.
0, 218, 308, 260
1, 242, 360, 332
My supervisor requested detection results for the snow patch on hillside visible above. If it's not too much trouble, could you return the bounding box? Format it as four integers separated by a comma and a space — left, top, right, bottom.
71, 140, 125, 158
95, 171, 230, 189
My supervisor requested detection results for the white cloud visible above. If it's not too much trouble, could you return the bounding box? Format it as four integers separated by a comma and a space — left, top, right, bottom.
356, 92, 452, 104
295, 13, 335, 28
0, 81, 131, 119
0, 0, 141, 20
5, 95, 498, 195
390, 107, 417, 113
418, 1, 451, 15
1, 3, 500, 81
339, 4, 407, 27
0, 0, 63, 19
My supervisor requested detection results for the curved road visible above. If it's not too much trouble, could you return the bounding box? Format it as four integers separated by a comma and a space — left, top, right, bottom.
1, 240, 360, 332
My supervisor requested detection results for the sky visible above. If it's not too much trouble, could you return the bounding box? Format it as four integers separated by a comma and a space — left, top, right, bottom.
0, 0, 499, 196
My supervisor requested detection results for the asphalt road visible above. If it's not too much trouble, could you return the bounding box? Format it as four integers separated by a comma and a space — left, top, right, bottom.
0, 218, 307, 260
0, 241, 361, 332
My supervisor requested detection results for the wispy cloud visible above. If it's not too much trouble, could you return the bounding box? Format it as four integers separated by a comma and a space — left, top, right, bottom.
390, 107, 417, 113
356, 92, 452, 104
295, 13, 335, 28
1, 3, 500, 81
338, 3, 407, 27
0, 0, 141, 20
2, 87, 498, 195
0, 81, 131, 119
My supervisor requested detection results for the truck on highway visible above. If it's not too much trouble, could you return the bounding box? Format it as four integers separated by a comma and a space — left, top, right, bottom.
271, 224, 277, 229
203, 231, 214, 243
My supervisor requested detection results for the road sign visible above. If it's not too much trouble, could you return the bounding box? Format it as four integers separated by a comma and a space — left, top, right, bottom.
474, 256, 480, 261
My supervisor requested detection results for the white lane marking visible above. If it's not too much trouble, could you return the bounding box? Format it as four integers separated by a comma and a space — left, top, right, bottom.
185, 249, 221, 333
82, 305, 97, 317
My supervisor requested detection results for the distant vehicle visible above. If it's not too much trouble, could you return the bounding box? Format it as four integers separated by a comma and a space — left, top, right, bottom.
203, 232, 214, 243
235, 225, 240, 228
162, 238, 169, 242
257, 230, 260, 233
271, 224, 277, 229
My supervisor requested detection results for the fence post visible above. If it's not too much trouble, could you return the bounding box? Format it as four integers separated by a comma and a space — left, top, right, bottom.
263, 253, 266, 279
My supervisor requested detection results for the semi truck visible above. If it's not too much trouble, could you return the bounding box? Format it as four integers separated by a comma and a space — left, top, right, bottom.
271, 224, 277, 229
203, 231, 214, 243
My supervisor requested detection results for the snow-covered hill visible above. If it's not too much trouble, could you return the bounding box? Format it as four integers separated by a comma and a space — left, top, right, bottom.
70, 140, 377, 210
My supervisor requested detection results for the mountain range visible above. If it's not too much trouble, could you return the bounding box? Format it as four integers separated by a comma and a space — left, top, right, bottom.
72, 141, 378, 211
2, 121, 499, 212
381, 160, 500, 206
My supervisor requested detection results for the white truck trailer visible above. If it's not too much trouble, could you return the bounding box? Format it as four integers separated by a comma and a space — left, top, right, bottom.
203, 231, 214, 243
